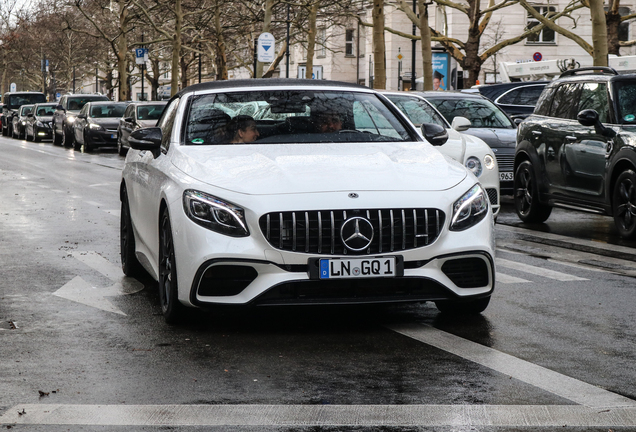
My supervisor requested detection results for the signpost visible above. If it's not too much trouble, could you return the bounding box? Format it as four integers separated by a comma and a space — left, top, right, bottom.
257, 32, 276, 63
134, 46, 148, 100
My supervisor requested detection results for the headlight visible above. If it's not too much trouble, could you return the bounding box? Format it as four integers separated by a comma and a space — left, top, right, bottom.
67, 115, 76, 123
484, 154, 495, 170
465, 157, 482, 177
183, 190, 249, 237
36, 121, 43, 127
450, 184, 489, 231
21, 121, 26, 125
89, 123, 103, 130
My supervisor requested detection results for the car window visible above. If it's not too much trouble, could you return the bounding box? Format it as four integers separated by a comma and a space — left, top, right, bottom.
427, 97, 514, 129
549, 84, 579, 119
386, 95, 449, 128
137, 104, 166, 120
614, 81, 636, 124
88, 104, 127, 118
68, 96, 109, 111
159, 97, 180, 151
80, 104, 89, 116
7, 94, 46, 109
533, 87, 554, 116
124, 105, 133, 118
578, 83, 609, 123
184, 90, 414, 145
20, 106, 33, 115
498, 86, 545, 106
35, 105, 56, 116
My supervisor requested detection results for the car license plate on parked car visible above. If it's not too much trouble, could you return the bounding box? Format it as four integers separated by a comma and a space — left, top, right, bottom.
500, 171, 514, 181
111, 134, 117, 139
319, 257, 397, 279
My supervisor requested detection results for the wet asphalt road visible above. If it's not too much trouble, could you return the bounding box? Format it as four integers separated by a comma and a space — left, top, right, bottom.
0, 136, 635, 431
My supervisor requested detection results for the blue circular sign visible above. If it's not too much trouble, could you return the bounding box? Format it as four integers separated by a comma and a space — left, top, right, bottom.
533, 52, 542, 62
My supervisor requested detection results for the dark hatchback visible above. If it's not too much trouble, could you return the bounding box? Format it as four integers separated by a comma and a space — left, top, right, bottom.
418, 91, 517, 195
72, 101, 129, 152
25, 103, 57, 142
515, 67, 636, 238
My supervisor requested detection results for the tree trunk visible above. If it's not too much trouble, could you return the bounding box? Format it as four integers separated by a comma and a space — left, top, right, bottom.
461, 0, 482, 87
606, 0, 621, 56
305, 2, 319, 79
418, 0, 433, 91
372, 0, 386, 89
589, 0, 609, 66
147, 58, 160, 101
117, 4, 130, 101
170, 0, 183, 97
180, 55, 189, 89
215, 7, 228, 80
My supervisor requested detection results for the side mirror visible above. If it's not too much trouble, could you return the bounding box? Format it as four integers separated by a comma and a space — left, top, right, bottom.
451, 116, 471, 132
129, 127, 162, 151
420, 123, 449, 146
577, 109, 616, 138
77, 114, 86, 119
27, 113, 34, 118
514, 118, 523, 126
124, 117, 133, 123
56, 104, 64, 111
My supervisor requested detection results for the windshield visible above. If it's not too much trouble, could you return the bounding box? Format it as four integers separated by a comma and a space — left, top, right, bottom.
35, 104, 57, 116
20, 105, 34, 116
386, 95, 449, 128
89, 104, 127, 118
184, 90, 415, 145
427, 97, 514, 129
7, 94, 46, 109
614, 81, 636, 124
137, 104, 166, 121
67, 96, 109, 111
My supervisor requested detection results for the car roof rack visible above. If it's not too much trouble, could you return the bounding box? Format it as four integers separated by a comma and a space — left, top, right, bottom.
560, 67, 618, 77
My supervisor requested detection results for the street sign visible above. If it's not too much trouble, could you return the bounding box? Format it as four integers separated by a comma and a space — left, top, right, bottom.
397, 53, 403, 60
257, 32, 276, 63
10, 83, 16, 92
533, 52, 543, 62
135, 48, 148, 65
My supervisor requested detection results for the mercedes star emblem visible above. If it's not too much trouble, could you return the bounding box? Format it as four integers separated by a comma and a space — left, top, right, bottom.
340, 217, 374, 251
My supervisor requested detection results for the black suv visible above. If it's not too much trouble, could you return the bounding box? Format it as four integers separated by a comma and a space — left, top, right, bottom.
515, 67, 636, 238
52, 94, 109, 146
2, 92, 47, 136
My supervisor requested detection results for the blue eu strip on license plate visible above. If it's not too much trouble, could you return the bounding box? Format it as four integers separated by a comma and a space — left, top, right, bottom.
319, 257, 396, 279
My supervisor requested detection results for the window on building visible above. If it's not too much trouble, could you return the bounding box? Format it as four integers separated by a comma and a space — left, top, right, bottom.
318, 28, 326, 57
345, 29, 355, 56
526, 6, 556, 44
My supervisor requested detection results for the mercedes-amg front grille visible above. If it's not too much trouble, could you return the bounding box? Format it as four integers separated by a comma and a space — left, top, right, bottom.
259, 208, 445, 255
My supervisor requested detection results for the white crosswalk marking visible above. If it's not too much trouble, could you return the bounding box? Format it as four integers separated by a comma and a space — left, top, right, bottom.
496, 272, 530, 284
496, 258, 588, 281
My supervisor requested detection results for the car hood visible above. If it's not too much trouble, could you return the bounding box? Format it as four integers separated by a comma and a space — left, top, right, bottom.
139, 119, 157, 128
36, 116, 53, 122
171, 142, 468, 194
464, 127, 517, 148
92, 118, 120, 129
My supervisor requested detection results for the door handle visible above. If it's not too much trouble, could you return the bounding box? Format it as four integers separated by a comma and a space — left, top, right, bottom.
565, 136, 577, 141
532, 130, 542, 136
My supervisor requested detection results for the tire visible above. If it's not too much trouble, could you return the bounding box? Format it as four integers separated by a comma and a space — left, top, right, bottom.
159, 208, 186, 324
33, 130, 40, 142
435, 296, 491, 315
118, 134, 127, 156
514, 160, 552, 223
612, 169, 636, 239
83, 132, 94, 152
53, 129, 63, 145
62, 125, 74, 147
74, 131, 83, 151
120, 187, 144, 277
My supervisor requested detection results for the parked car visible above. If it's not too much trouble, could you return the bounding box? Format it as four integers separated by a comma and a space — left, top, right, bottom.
2, 92, 47, 137
72, 101, 129, 152
383, 92, 500, 217
475, 81, 548, 120
11, 104, 34, 140
515, 67, 636, 238
25, 102, 57, 142
419, 91, 517, 195
117, 101, 167, 155
52, 94, 110, 146
121, 79, 495, 323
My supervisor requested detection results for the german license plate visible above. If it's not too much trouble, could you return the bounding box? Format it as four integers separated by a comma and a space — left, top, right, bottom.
319, 257, 397, 279
500, 171, 514, 181
111, 134, 117, 139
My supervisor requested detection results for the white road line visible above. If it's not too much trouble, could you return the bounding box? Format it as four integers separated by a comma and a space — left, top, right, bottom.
496, 272, 531, 284
547, 258, 607, 273
496, 258, 588, 281
86, 201, 103, 207
1, 404, 636, 427
388, 323, 636, 408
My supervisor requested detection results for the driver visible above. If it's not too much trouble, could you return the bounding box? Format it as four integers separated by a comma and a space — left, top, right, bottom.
312, 107, 343, 133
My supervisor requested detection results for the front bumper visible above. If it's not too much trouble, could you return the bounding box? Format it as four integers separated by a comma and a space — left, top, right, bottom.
86, 129, 118, 147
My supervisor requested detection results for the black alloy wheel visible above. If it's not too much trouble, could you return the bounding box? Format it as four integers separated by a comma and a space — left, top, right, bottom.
514, 160, 552, 223
61, 125, 74, 147
83, 131, 94, 152
435, 296, 491, 315
158, 208, 186, 324
120, 187, 143, 277
613, 170, 636, 239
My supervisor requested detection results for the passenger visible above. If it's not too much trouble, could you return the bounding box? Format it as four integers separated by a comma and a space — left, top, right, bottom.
227, 115, 259, 143
313, 109, 343, 133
